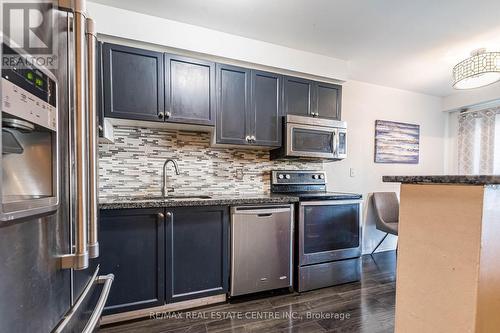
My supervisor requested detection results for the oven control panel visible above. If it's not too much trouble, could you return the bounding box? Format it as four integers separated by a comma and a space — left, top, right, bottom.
272, 170, 326, 185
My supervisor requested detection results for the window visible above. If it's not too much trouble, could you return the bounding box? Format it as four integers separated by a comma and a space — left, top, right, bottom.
458, 107, 500, 175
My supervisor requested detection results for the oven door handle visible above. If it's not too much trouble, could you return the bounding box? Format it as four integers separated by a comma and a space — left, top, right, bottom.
300, 199, 363, 206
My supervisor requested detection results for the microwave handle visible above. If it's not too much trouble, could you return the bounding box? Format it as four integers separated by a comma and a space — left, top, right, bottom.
332, 130, 338, 158
59, 0, 89, 270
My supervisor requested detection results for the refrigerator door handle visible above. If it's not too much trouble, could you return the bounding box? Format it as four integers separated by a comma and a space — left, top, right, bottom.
86, 17, 99, 259
82, 274, 114, 333
59, 0, 89, 270
53, 269, 114, 333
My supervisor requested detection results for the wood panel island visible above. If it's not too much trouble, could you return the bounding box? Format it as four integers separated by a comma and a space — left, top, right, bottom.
383, 176, 500, 333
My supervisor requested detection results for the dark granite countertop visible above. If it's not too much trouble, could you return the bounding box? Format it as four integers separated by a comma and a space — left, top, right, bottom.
99, 194, 299, 210
383, 175, 500, 185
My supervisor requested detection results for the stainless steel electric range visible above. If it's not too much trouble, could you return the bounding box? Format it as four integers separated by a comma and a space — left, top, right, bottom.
271, 170, 363, 292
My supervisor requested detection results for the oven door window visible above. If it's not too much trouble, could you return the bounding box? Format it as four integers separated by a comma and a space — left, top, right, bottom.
303, 203, 360, 253
291, 128, 334, 154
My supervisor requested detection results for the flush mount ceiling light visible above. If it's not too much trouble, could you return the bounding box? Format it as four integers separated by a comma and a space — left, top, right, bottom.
453, 48, 500, 89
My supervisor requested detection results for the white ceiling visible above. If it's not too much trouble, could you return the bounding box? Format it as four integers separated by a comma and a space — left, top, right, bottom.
91, 0, 500, 97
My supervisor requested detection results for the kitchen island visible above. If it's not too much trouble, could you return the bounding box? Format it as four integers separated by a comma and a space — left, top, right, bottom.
383, 175, 500, 333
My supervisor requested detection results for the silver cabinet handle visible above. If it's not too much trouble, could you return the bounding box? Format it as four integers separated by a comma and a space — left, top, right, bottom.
82, 274, 114, 333
245, 135, 251, 142
60, 0, 89, 270
86, 17, 99, 259
165, 111, 172, 118
251, 135, 256, 142
166, 212, 172, 218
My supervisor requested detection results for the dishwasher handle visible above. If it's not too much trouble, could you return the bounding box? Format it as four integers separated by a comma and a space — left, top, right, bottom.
231, 206, 291, 216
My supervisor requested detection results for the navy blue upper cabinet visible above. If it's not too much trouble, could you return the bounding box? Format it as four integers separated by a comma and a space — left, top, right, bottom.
283, 76, 342, 120
166, 206, 229, 303
99, 208, 165, 315
216, 64, 282, 147
216, 64, 252, 145
164, 54, 215, 126
283, 76, 315, 117
251, 70, 282, 146
315, 81, 342, 120
102, 43, 164, 121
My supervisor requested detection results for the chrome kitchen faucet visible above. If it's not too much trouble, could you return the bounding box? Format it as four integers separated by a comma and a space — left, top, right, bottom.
162, 159, 180, 197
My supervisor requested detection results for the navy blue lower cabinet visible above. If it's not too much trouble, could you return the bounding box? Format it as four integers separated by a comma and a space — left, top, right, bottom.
99, 208, 166, 315
165, 206, 229, 303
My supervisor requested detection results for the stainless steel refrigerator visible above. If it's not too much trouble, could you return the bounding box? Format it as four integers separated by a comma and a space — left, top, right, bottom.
0, 1, 113, 332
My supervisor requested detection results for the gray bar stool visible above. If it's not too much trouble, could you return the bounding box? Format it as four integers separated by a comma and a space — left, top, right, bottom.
371, 192, 399, 254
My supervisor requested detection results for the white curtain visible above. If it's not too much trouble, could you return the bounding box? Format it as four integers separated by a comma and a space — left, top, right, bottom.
457, 107, 500, 175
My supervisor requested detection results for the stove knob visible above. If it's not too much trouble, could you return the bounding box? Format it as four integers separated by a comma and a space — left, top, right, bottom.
313, 175, 319, 180
285, 174, 291, 179
278, 174, 284, 179
319, 174, 325, 179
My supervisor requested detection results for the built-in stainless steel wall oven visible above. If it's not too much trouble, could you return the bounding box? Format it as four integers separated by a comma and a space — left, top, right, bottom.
271, 170, 362, 292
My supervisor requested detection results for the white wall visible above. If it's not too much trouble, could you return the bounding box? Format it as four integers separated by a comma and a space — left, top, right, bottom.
325, 81, 446, 253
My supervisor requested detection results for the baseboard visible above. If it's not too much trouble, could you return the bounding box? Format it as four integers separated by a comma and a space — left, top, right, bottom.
100, 294, 227, 325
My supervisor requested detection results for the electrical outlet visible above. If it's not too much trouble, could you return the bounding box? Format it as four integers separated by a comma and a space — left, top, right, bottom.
349, 168, 356, 177
235, 168, 244, 180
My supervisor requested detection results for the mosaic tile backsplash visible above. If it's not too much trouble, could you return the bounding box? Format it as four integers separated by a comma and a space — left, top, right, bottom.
98, 126, 322, 199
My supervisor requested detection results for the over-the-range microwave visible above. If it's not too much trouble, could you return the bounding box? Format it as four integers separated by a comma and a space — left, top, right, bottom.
271, 115, 347, 161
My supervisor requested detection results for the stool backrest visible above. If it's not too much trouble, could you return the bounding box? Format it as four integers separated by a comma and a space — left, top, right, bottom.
373, 192, 399, 224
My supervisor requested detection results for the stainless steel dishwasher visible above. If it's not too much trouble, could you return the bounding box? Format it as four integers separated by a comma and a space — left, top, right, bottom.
230, 205, 293, 296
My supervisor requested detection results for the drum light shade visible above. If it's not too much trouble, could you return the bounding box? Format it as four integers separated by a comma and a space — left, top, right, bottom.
453, 49, 500, 89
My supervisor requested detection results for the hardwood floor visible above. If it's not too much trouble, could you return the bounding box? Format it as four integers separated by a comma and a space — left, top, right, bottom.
99, 251, 396, 333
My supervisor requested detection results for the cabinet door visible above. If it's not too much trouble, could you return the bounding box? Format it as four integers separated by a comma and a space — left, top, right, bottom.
283, 76, 315, 117
250, 70, 282, 147
99, 208, 165, 314
315, 81, 342, 120
166, 206, 229, 303
165, 55, 215, 126
102, 43, 164, 121
216, 64, 251, 145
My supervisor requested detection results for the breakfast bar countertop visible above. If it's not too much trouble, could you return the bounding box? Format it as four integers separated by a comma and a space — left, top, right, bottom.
99, 194, 299, 210
382, 175, 500, 185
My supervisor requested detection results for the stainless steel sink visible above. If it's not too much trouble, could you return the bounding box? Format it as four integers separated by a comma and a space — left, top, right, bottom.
131, 195, 212, 201
166, 195, 212, 200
